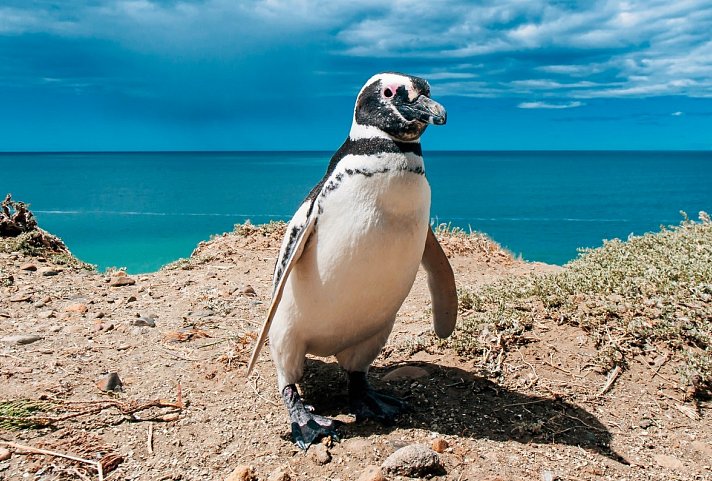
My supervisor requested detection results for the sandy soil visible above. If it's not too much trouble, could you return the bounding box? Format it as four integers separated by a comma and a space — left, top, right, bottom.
1, 227, 710, 481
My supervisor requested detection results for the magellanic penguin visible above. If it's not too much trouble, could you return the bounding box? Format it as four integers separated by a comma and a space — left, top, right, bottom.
247, 72, 457, 449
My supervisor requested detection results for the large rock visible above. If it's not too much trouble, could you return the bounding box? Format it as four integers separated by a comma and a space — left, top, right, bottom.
381, 444, 443, 477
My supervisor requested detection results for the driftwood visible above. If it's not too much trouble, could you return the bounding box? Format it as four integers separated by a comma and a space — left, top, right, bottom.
0, 193, 37, 237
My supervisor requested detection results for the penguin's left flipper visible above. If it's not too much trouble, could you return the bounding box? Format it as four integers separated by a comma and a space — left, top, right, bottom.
421, 226, 458, 338
246, 200, 318, 376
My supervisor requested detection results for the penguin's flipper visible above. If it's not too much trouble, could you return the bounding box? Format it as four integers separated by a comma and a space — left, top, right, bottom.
246, 200, 317, 375
421, 226, 458, 338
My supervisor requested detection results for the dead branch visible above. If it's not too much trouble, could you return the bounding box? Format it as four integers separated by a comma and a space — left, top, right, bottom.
0, 441, 106, 481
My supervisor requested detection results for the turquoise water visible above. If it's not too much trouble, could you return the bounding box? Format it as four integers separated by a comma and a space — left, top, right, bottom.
1, 151, 710, 273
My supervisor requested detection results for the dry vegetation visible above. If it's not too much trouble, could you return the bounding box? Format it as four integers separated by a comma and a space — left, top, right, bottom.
450, 212, 712, 400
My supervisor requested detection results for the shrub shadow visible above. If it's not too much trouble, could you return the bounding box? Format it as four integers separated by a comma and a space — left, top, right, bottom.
300, 358, 627, 464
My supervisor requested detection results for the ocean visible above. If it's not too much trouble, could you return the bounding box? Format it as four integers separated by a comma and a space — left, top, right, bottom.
1, 151, 710, 273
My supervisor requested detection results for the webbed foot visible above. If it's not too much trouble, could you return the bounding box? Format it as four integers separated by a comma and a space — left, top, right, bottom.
348, 371, 407, 424
282, 384, 340, 450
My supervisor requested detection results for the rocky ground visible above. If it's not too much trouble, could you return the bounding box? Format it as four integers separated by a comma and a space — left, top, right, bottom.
1, 224, 710, 481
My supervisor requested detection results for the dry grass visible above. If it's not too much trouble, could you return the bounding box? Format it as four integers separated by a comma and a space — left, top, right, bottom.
433, 222, 513, 259
449, 212, 712, 398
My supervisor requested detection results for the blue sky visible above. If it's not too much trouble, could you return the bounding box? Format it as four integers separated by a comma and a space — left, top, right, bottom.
1, 0, 711, 151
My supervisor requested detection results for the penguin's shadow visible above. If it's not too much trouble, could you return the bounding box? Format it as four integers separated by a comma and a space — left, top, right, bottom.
300, 358, 627, 464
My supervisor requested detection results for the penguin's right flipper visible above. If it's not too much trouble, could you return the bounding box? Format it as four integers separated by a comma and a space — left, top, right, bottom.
421, 226, 458, 338
246, 199, 318, 375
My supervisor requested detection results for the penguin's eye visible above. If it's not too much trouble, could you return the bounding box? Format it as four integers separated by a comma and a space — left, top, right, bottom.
383, 88, 393, 98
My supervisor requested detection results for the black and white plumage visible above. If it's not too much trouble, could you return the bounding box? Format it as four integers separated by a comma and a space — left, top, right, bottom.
247, 72, 457, 449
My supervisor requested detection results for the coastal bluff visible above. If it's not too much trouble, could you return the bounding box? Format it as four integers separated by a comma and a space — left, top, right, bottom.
1, 201, 711, 480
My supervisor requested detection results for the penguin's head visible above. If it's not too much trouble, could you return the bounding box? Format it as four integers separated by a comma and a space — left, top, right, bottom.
352, 72, 447, 142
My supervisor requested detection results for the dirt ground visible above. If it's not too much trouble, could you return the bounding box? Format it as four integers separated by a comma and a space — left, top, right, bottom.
1, 227, 710, 481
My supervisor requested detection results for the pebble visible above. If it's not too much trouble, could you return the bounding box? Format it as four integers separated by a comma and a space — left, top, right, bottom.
311, 444, 332, 465
19, 262, 37, 271
1, 334, 43, 345
39, 267, 59, 276
65, 302, 89, 314
9, 293, 32, 302
131, 317, 156, 327
381, 444, 442, 477
267, 466, 292, 481
38, 310, 56, 319
225, 465, 257, 481
96, 372, 123, 392
0, 309, 11, 318
356, 465, 387, 481
240, 285, 257, 297
654, 454, 684, 470
382, 365, 429, 382
190, 308, 215, 318
93, 321, 115, 332
0, 447, 11, 461
431, 437, 449, 453
109, 276, 136, 287
691, 440, 712, 458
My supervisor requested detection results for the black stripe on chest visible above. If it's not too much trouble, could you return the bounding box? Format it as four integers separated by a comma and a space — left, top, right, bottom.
304, 137, 424, 213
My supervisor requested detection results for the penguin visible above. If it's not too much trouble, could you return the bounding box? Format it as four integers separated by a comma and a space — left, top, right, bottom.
247, 72, 457, 449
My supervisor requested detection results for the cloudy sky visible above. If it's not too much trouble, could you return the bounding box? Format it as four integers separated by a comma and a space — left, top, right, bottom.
1, 0, 711, 150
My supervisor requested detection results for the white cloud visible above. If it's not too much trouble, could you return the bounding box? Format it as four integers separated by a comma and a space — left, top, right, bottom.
2, 0, 712, 99
518, 101, 584, 109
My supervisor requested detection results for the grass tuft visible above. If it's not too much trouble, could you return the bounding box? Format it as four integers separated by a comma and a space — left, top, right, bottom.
0, 399, 55, 430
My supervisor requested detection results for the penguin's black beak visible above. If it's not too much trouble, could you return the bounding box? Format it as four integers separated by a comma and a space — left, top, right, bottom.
398, 95, 447, 126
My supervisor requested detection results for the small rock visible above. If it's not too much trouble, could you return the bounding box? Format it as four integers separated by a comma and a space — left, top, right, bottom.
38, 310, 56, 319
93, 321, 115, 332
190, 308, 214, 318
130, 317, 156, 327
225, 465, 257, 481
0, 309, 11, 318
117, 344, 131, 351
39, 267, 59, 276
267, 466, 292, 481
0, 447, 11, 461
240, 285, 257, 297
381, 444, 443, 477
19, 262, 37, 271
1, 334, 43, 345
382, 365, 429, 382
65, 303, 89, 314
357, 465, 387, 481
311, 444, 332, 465
9, 293, 32, 303
126, 295, 137, 303
654, 454, 684, 470
638, 418, 654, 429
109, 276, 136, 287
431, 437, 449, 453
691, 440, 712, 458
96, 372, 123, 392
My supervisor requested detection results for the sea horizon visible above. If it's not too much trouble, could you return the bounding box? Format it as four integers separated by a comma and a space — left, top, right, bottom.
2, 150, 711, 273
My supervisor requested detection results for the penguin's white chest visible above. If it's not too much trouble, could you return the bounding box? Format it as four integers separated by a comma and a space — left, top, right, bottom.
277, 154, 431, 356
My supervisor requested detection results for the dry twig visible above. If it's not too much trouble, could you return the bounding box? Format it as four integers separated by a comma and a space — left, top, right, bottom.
0, 441, 105, 481
597, 365, 622, 397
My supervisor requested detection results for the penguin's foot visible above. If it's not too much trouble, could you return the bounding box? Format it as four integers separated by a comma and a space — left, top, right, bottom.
348, 371, 407, 424
282, 384, 340, 450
